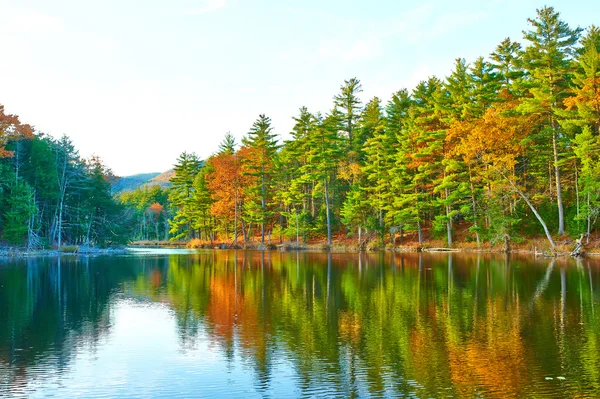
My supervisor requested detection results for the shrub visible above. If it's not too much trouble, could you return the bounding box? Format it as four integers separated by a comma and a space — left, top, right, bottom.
60, 245, 79, 253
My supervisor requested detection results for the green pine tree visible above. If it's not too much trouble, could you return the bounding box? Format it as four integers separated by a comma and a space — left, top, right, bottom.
242, 114, 279, 244
169, 152, 202, 240
519, 6, 583, 235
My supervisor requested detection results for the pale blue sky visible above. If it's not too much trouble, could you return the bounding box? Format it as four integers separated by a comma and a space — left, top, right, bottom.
1, 0, 597, 175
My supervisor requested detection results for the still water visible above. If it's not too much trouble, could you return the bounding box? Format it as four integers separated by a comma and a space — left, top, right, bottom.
1, 250, 599, 398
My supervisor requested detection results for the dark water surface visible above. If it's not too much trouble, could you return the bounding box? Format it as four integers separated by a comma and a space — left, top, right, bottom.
1, 250, 600, 398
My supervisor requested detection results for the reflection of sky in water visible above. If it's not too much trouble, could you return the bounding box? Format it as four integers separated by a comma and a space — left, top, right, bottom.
21, 301, 299, 398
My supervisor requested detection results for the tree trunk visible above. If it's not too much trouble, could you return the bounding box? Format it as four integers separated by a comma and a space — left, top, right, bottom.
469, 167, 481, 247
241, 219, 248, 243
324, 178, 332, 247
504, 172, 556, 249
311, 182, 316, 218
57, 198, 64, 248
575, 165, 580, 224
587, 192, 591, 245
164, 213, 169, 241
14, 141, 20, 183
295, 211, 299, 247
261, 164, 266, 245
85, 213, 94, 246
56, 149, 69, 248
379, 209, 384, 246
234, 189, 239, 245
445, 188, 453, 248
552, 123, 565, 235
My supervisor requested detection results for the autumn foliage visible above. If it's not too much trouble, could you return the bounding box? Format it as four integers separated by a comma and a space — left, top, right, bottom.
0, 105, 34, 158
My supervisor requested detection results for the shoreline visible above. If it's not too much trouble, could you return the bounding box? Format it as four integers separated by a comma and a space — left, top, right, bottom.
0, 247, 129, 258
128, 240, 600, 257
3, 240, 599, 258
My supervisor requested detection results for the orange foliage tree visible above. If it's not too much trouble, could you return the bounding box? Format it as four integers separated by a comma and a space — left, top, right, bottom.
205, 146, 257, 244
0, 104, 34, 158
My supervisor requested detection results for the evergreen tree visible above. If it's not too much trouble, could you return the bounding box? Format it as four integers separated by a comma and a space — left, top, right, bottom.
386, 89, 422, 243
519, 6, 583, 235
562, 26, 600, 237
218, 132, 237, 155
357, 97, 394, 244
1, 181, 36, 244
169, 152, 202, 240
241, 114, 279, 244
490, 38, 524, 91
191, 166, 214, 242
334, 78, 363, 181
300, 112, 344, 246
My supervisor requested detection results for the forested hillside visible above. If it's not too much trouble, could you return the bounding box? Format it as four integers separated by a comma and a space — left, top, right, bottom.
112, 173, 160, 194
111, 170, 174, 194
2, 6, 599, 251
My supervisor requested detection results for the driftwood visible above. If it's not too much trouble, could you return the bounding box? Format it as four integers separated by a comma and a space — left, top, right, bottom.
570, 234, 586, 257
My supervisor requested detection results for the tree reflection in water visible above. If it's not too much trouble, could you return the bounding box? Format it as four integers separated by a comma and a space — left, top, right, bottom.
1, 251, 600, 398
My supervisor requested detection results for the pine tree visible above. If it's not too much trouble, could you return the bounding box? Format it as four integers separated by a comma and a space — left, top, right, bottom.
169, 152, 202, 240
562, 26, 600, 237
283, 107, 315, 218
334, 78, 363, 185
358, 97, 394, 244
490, 38, 524, 92
2, 181, 36, 244
300, 111, 344, 246
572, 127, 600, 238
519, 6, 583, 235
562, 26, 600, 135
387, 89, 422, 243
218, 132, 237, 155
334, 78, 363, 152
53, 135, 86, 247
80, 156, 121, 246
191, 166, 214, 242
241, 114, 279, 244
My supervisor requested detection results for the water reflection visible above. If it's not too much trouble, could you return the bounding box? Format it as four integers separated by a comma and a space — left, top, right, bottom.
1, 252, 600, 398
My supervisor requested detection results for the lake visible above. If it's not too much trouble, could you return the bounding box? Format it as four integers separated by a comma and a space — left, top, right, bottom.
1, 250, 599, 398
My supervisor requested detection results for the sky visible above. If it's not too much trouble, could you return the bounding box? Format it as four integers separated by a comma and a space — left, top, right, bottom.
1, 0, 598, 176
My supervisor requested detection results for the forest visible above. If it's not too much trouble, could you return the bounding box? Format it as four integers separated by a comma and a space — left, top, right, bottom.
1, 7, 599, 251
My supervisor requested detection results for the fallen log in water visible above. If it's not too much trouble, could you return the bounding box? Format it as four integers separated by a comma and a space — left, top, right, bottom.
422, 248, 461, 252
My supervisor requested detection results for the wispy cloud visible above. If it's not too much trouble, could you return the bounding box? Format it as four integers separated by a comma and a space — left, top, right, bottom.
277, 4, 437, 64
183, 0, 227, 15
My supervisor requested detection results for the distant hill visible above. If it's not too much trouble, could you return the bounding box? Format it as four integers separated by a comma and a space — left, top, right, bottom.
112, 170, 173, 194
149, 169, 175, 186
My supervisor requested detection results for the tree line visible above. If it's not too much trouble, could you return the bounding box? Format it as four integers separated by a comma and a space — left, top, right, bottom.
158, 7, 600, 249
2, 6, 599, 250
0, 109, 127, 248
